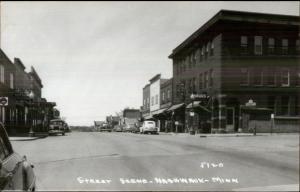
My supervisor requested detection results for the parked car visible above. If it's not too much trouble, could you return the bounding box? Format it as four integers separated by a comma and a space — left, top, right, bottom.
122, 124, 133, 132
99, 124, 112, 132
48, 119, 66, 136
140, 120, 158, 134
63, 122, 71, 133
131, 122, 141, 133
0, 123, 36, 191
112, 125, 123, 132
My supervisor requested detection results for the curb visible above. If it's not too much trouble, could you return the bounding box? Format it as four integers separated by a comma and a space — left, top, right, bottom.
9, 135, 47, 141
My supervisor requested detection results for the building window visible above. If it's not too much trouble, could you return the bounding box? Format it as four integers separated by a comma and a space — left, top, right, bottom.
210, 41, 214, 56
0, 65, 4, 84
162, 92, 165, 102
240, 68, 250, 85
209, 69, 213, 87
192, 77, 196, 93
9, 73, 14, 89
147, 98, 150, 108
282, 39, 288, 55
240, 68, 249, 85
151, 97, 154, 106
266, 68, 276, 86
205, 42, 210, 59
192, 51, 197, 67
268, 38, 275, 55
254, 36, 263, 55
281, 69, 290, 87
155, 95, 158, 104
267, 96, 275, 113
281, 96, 289, 115
199, 73, 203, 89
240, 36, 248, 55
296, 39, 300, 53
254, 70, 263, 86
297, 72, 300, 87
200, 46, 205, 62
204, 72, 209, 88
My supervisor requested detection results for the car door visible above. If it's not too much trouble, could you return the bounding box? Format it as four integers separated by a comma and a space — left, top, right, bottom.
0, 124, 24, 190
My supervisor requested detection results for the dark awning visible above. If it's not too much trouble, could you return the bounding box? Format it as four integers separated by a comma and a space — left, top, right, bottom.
166, 103, 185, 112
152, 108, 168, 116
186, 101, 211, 113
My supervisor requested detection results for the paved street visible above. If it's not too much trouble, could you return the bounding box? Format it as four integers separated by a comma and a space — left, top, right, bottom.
11, 132, 299, 191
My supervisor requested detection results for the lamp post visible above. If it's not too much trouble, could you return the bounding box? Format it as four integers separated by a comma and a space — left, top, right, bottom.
189, 93, 196, 135
27, 90, 35, 137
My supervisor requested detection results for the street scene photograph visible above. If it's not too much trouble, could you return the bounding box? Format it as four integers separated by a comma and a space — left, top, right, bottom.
0, 1, 299, 191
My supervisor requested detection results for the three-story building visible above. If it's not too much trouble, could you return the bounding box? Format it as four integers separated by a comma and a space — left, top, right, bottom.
169, 10, 300, 133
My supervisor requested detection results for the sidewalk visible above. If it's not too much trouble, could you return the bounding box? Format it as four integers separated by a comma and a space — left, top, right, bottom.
9, 132, 49, 141
159, 132, 283, 137
9, 136, 40, 141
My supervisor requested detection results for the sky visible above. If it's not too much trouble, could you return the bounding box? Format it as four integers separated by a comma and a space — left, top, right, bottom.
1, 1, 299, 126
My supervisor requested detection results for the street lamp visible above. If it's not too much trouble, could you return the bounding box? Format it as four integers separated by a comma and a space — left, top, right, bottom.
27, 90, 35, 137
189, 93, 196, 135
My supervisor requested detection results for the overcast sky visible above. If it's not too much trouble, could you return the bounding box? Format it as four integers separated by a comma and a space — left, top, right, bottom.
1, 1, 299, 126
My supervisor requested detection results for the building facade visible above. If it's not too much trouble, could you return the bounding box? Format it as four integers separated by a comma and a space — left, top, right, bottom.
169, 10, 300, 133
0, 49, 58, 136
141, 84, 151, 120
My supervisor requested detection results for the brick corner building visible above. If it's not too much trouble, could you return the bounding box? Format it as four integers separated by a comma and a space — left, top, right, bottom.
169, 10, 300, 133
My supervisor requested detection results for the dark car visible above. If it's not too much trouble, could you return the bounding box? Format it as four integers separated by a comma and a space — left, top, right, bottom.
0, 123, 36, 191
49, 119, 66, 136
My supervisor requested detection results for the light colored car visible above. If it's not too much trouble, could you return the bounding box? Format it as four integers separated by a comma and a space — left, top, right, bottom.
0, 123, 36, 191
140, 120, 158, 134
49, 119, 65, 136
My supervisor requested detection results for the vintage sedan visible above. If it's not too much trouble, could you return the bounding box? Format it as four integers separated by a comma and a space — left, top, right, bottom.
0, 123, 36, 191
49, 119, 66, 136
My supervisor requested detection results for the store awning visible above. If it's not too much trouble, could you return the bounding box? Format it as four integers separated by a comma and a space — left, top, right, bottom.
152, 108, 167, 115
166, 103, 185, 112
186, 101, 211, 113
143, 114, 154, 120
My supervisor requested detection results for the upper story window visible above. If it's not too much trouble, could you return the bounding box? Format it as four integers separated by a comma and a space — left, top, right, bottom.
296, 72, 300, 87
205, 42, 210, 59
240, 68, 249, 86
162, 92, 165, 102
209, 69, 213, 87
266, 68, 276, 86
192, 77, 196, 93
240, 36, 248, 55
200, 46, 205, 62
199, 73, 203, 89
282, 39, 288, 55
296, 39, 300, 53
281, 68, 290, 87
254, 36, 263, 55
155, 95, 158, 104
210, 41, 214, 56
167, 89, 170, 99
0, 65, 4, 84
253, 69, 263, 86
147, 98, 150, 108
204, 72, 209, 89
151, 96, 154, 106
193, 51, 197, 67
268, 38, 275, 55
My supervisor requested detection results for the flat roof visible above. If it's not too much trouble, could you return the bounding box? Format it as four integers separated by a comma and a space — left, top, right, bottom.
169, 9, 300, 58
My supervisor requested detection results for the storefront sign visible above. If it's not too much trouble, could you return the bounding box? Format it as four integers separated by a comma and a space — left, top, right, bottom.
245, 99, 256, 107
0, 97, 8, 106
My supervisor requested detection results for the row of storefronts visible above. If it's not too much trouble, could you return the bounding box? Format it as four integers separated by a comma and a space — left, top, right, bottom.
0, 49, 59, 136
141, 10, 300, 133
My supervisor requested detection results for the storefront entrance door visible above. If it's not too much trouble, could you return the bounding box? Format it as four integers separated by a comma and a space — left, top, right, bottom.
226, 107, 235, 132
